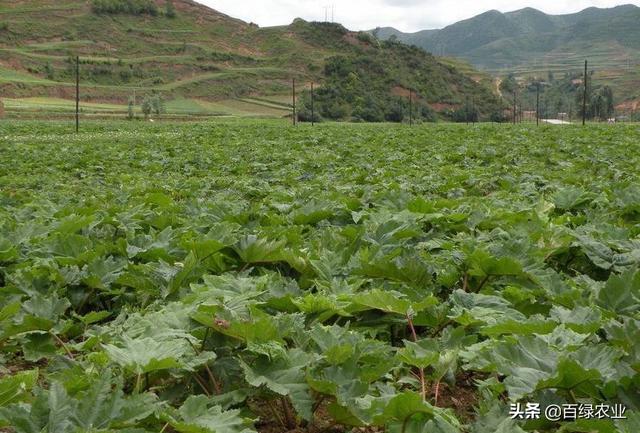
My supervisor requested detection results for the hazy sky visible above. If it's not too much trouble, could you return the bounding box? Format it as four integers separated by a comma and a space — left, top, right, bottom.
201, 1, 640, 32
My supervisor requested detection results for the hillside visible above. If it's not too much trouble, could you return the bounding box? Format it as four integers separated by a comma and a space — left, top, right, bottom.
0, 0, 502, 120
372, 4, 640, 103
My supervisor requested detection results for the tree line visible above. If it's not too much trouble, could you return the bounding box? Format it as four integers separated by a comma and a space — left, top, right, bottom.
91, 0, 176, 18
501, 71, 615, 121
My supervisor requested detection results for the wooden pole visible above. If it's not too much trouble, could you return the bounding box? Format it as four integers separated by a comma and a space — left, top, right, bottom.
75, 56, 80, 133
466, 95, 469, 125
292, 78, 296, 126
472, 96, 476, 124
409, 89, 412, 126
536, 83, 540, 126
582, 60, 588, 126
513, 87, 517, 125
311, 82, 314, 126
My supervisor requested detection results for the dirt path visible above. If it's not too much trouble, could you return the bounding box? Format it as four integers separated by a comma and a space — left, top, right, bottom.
495, 78, 503, 98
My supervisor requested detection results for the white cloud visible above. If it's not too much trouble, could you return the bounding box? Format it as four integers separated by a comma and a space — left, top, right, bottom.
200, 0, 640, 32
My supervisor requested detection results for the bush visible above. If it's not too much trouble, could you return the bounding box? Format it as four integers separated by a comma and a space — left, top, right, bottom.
0, 22, 8, 31
451, 106, 479, 123
141, 94, 165, 118
44, 63, 55, 80
356, 32, 375, 45
490, 110, 508, 123
384, 101, 405, 122
152, 94, 164, 115
165, 0, 176, 18
91, 0, 158, 16
297, 93, 322, 123
353, 102, 384, 122
419, 104, 437, 122
141, 97, 153, 118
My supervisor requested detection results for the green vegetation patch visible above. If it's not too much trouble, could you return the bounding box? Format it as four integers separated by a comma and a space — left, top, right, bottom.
0, 120, 638, 432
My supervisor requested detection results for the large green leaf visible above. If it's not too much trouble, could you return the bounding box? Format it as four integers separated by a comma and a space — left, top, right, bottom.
597, 268, 640, 314
239, 349, 313, 420
371, 392, 462, 433
0, 370, 38, 407
351, 289, 437, 315
167, 395, 256, 433
103, 335, 215, 374
467, 249, 523, 278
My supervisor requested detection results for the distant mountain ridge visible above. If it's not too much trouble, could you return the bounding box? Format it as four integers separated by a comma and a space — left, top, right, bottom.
373, 4, 640, 65
371, 4, 640, 101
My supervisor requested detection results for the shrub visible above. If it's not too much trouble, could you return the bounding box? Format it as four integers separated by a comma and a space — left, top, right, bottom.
384, 101, 405, 122
165, 0, 176, 18
356, 32, 375, 45
141, 97, 153, 118
151, 94, 164, 115
91, 0, 158, 16
44, 62, 55, 80
296, 93, 322, 123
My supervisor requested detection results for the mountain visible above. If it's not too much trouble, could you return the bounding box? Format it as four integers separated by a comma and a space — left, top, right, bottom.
372, 4, 640, 102
0, 0, 502, 120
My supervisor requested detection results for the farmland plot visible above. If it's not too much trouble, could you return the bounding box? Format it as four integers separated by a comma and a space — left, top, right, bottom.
0, 120, 638, 432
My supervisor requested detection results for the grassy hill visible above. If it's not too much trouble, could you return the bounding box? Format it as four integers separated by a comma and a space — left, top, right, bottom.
372, 4, 640, 103
0, 0, 502, 120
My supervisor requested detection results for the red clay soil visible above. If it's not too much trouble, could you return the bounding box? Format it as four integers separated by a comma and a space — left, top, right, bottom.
429, 102, 460, 111
391, 86, 411, 98
390, 88, 462, 112
615, 98, 640, 112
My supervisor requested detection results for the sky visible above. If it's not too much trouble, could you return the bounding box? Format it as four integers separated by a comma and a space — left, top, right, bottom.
201, 1, 640, 32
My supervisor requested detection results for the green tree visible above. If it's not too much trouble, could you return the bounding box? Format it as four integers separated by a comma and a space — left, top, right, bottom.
127, 97, 135, 120
296, 91, 322, 123
165, 0, 176, 18
600, 86, 614, 119
500, 74, 517, 95
141, 97, 153, 118
44, 62, 55, 80
151, 94, 164, 115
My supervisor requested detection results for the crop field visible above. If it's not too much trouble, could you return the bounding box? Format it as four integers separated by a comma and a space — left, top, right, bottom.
0, 120, 639, 433
0, 97, 292, 119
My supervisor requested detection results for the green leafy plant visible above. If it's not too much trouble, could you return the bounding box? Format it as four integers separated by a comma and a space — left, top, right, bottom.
0, 120, 638, 433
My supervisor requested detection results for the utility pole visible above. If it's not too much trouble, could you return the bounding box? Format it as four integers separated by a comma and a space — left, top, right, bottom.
311, 82, 315, 126
409, 89, 412, 126
582, 60, 588, 126
324, 6, 327, 22
331, 4, 334, 23
292, 78, 296, 126
536, 83, 540, 126
75, 56, 80, 133
472, 96, 476, 124
513, 87, 517, 125
465, 95, 469, 125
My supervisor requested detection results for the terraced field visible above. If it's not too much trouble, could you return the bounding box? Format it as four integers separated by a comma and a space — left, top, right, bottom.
0, 1, 311, 118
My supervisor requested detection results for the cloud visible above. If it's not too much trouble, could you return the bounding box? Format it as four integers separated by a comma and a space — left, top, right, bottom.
201, 1, 640, 32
